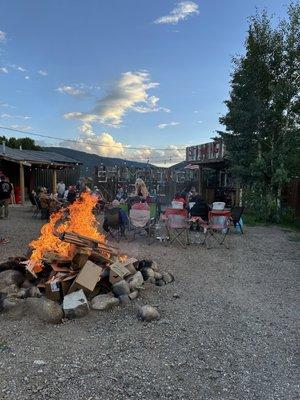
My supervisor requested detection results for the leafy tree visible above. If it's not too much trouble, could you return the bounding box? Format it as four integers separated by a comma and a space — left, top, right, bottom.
219, 3, 300, 221
0, 135, 43, 151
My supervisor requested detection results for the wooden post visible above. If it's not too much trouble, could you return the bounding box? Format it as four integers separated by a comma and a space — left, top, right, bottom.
52, 169, 57, 194
19, 162, 25, 205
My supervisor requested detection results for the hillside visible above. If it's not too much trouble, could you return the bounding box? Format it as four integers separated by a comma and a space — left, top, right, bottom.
45, 147, 158, 174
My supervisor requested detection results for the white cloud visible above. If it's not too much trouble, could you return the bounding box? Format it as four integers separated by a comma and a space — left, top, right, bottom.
0, 31, 6, 43
64, 71, 167, 126
56, 85, 86, 96
9, 64, 26, 72
0, 67, 8, 74
9, 124, 32, 131
154, 1, 199, 25
0, 113, 31, 120
61, 122, 185, 166
60, 123, 125, 158
157, 121, 179, 129
25, 76, 30, 80
197, 120, 203, 123
38, 69, 48, 76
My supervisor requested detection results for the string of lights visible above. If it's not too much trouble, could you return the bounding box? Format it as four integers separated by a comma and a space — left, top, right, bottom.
0, 125, 187, 152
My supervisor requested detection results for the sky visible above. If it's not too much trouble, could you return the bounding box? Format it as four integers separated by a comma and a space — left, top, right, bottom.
0, 0, 290, 166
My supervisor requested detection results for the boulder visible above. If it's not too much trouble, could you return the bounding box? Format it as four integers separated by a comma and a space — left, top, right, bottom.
162, 272, 174, 284
119, 294, 130, 305
21, 279, 33, 289
0, 270, 25, 290
141, 267, 155, 280
0, 284, 20, 295
63, 290, 89, 319
151, 261, 159, 272
26, 298, 64, 324
128, 291, 139, 300
146, 277, 156, 285
91, 294, 119, 311
2, 298, 26, 315
112, 280, 130, 297
138, 305, 160, 322
154, 272, 162, 280
128, 271, 144, 290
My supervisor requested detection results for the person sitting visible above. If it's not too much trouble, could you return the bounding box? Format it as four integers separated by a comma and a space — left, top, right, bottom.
134, 178, 149, 201
28, 189, 37, 206
103, 199, 128, 235
38, 187, 49, 220
172, 193, 186, 207
189, 194, 209, 221
48, 194, 62, 214
66, 186, 77, 204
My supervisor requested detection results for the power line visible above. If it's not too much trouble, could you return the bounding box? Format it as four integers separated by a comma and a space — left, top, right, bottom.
0, 125, 187, 152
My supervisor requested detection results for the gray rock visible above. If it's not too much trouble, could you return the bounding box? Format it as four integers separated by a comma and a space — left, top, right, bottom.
128, 291, 139, 300
128, 271, 144, 290
0, 284, 20, 295
146, 277, 156, 285
7, 288, 28, 299
173, 293, 180, 299
138, 305, 160, 322
154, 272, 162, 280
26, 286, 41, 298
63, 290, 89, 319
112, 280, 130, 296
91, 294, 119, 311
26, 297, 63, 324
156, 279, 166, 287
0, 270, 25, 290
141, 267, 155, 280
119, 294, 130, 305
151, 261, 159, 271
162, 272, 174, 284
2, 297, 26, 313
21, 279, 33, 289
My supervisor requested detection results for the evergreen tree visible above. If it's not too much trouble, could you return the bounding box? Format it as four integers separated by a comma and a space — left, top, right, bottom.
219, 4, 300, 221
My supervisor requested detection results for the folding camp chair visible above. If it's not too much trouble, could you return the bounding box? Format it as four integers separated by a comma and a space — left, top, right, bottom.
230, 206, 245, 234
32, 197, 41, 218
204, 210, 231, 249
212, 202, 225, 210
129, 208, 155, 242
104, 208, 123, 242
165, 208, 189, 249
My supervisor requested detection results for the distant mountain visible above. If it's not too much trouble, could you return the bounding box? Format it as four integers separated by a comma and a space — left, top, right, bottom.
45, 147, 158, 175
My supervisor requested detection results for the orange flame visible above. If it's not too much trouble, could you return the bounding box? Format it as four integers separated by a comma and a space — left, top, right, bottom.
30, 192, 105, 266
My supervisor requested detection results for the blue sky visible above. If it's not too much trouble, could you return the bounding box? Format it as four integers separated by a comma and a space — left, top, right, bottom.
0, 0, 289, 165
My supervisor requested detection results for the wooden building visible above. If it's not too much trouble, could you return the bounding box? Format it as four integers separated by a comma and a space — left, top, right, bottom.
0, 145, 81, 204
186, 141, 238, 205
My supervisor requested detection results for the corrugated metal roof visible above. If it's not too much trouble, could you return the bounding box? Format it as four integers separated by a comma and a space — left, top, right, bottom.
0, 145, 81, 166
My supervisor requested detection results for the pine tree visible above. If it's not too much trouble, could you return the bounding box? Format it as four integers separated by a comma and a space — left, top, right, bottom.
219, 3, 300, 221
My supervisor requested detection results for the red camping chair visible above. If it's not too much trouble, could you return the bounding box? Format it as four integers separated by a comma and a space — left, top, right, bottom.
204, 210, 231, 249
164, 208, 190, 249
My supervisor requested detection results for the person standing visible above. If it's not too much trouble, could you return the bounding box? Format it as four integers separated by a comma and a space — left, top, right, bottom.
0, 175, 13, 219
57, 180, 66, 199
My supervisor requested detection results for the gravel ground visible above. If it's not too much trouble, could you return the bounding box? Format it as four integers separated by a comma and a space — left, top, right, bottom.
0, 205, 299, 400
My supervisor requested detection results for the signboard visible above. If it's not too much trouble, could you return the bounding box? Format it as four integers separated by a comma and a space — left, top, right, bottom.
97, 166, 107, 182
186, 141, 225, 163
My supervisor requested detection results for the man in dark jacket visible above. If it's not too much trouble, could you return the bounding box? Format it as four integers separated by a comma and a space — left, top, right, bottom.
189, 194, 209, 221
0, 176, 13, 219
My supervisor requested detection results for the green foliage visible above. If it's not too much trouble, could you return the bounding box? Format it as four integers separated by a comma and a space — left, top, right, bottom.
219, 3, 300, 221
0, 135, 43, 150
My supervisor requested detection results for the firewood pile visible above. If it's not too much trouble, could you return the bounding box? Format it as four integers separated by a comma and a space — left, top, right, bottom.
0, 231, 174, 323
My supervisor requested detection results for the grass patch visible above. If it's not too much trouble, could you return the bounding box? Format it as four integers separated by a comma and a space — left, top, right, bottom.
243, 212, 300, 231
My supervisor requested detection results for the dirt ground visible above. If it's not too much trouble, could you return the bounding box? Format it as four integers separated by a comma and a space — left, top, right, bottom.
0, 205, 299, 400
